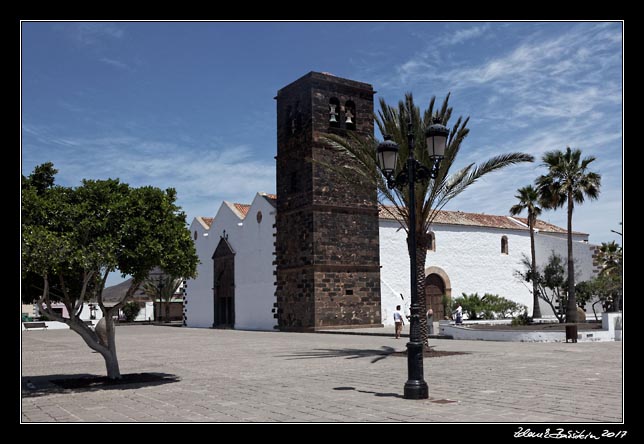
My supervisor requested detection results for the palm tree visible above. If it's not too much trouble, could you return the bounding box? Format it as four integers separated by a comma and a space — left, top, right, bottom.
323, 93, 533, 345
597, 241, 623, 311
510, 185, 542, 318
536, 147, 601, 323
141, 272, 182, 322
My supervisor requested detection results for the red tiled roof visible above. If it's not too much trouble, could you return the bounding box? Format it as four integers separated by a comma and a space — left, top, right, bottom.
233, 203, 251, 217
378, 205, 580, 234
201, 217, 214, 228
512, 216, 584, 235
264, 193, 277, 200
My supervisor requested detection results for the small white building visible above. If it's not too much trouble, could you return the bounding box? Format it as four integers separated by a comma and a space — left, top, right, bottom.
184, 194, 598, 330
185, 192, 277, 330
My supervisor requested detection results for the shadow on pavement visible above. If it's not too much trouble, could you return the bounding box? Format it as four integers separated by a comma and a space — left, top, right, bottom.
278, 346, 396, 363
333, 386, 404, 399
21, 372, 180, 398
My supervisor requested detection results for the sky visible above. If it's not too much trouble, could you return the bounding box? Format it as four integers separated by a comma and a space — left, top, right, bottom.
22, 21, 623, 283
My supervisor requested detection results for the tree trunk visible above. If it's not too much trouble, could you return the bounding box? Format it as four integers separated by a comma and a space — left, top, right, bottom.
415, 232, 430, 347
93, 315, 122, 379
529, 220, 542, 318
70, 315, 122, 380
566, 193, 577, 323
104, 314, 121, 379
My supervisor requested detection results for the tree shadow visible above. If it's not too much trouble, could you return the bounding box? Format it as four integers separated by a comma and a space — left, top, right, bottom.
277, 346, 396, 363
21, 372, 180, 398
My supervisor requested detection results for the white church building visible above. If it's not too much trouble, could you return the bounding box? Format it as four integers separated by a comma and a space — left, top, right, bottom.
182, 72, 598, 330
184, 192, 597, 330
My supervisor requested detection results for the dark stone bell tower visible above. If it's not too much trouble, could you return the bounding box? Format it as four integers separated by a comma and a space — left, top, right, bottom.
275, 71, 382, 331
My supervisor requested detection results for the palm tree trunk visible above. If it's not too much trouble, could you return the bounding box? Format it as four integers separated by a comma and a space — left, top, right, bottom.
415, 233, 429, 347
529, 221, 541, 318
566, 193, 577, 323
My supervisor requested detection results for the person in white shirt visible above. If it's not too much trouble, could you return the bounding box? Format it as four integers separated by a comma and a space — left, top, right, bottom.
393, 305, 405, 339
426, 307, 434, 335
455, 304, 463, 325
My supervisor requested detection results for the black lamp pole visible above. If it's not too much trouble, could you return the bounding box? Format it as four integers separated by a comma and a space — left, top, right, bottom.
403, 119, 428, 400
377, 115, 448, 400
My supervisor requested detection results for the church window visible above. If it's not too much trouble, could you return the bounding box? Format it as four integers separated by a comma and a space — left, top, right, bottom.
194, 230, 198, 240
501, 236, 509, 255
427, 231, 436, 252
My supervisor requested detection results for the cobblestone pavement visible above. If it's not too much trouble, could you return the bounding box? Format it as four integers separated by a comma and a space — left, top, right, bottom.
21, 326, 623, 423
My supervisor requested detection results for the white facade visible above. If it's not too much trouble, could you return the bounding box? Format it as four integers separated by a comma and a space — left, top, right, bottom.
380, 219, 595, 325
185, 196, 597, 330
185, 193, 277, 330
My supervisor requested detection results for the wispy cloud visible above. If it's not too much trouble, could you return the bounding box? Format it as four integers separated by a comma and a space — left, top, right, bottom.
371, 22, 622, 243
63, 22, 125, 46
436, 23, 491, 47
99, 57, 131, 71
21, 129, 275, 222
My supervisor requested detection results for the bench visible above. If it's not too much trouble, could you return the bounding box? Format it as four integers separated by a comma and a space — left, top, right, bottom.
23, 322, 48, 331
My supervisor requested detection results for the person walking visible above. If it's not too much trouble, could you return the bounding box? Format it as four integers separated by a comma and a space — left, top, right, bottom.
393, 305, 405, 339
455, 304, 463, 325
426, 307, 434, 335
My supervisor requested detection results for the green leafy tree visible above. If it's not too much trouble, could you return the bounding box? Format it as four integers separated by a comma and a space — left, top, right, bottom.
536, 147, 601, 323
141, 272, 183, 322
122, 301, 142, 322
21, 164, 198, 379
516, 252, 570, 323
596, 241, 623, 312
509, 185, 542, 318
323, 93, 533, 345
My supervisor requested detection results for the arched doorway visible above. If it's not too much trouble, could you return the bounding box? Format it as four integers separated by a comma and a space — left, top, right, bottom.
212, 237, 235, 328
425, 274, 446, 321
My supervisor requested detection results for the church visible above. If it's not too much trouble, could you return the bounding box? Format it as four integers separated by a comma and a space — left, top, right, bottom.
183, 72, 598, 331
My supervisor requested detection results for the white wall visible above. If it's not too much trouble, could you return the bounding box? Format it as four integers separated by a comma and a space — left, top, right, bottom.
233, 194, 277, 331
185, 194, 277, 331
135, 302, 155, 322
77, 303, 104, 322
380, 221, 560, 326
185, 204, 242, 328
534, 232, 596, 317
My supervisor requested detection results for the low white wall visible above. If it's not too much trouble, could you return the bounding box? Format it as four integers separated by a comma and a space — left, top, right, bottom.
439, 315, 622, 342
22, 321, 69, 330
135, 301, 155, 322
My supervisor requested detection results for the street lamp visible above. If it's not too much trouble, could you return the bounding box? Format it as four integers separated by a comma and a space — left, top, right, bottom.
377, 116, 448, 400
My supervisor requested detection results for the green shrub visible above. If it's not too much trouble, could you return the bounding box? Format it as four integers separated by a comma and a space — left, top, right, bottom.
452, 293, 526, 320
511, 309, 531, 326
122, 301, 141, 322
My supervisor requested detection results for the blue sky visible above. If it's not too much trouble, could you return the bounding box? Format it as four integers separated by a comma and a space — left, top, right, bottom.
22, 21, 623, 259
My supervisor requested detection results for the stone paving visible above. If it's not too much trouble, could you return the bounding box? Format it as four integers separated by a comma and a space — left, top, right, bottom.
21, 325, 623, 423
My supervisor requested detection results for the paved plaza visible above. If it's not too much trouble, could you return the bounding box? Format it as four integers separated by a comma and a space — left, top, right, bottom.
21, 325, 623, 423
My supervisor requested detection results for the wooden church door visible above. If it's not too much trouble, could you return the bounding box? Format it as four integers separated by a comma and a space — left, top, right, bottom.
213, 237, 235, 328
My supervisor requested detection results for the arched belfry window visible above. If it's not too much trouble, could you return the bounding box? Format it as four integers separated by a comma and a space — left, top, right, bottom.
501, 236, 509, 255
329, 97, 340, 128
427, 231, 436, 252
344, 100, 356, 130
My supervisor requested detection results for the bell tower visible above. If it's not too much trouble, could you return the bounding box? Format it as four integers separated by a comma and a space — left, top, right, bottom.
275, 72, 382, 331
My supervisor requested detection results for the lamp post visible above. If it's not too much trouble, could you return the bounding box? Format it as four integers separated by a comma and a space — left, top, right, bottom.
377, 116, 448, 400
